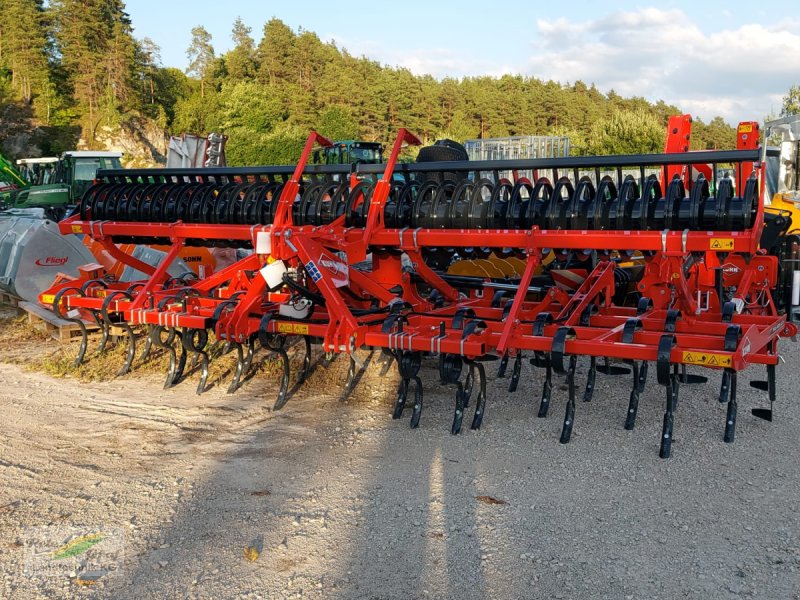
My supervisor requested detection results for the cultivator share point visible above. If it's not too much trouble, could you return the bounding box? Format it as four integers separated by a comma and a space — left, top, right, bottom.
39, 122, 797, 458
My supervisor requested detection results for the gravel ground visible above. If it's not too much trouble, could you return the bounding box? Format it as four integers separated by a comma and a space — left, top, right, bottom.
1, 317, 799, 600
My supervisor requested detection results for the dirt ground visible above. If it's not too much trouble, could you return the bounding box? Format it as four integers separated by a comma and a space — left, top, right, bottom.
1, 308, 799, 600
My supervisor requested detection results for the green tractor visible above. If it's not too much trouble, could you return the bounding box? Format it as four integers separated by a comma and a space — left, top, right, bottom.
0, 151, 123, 219
314, 140, 384, 165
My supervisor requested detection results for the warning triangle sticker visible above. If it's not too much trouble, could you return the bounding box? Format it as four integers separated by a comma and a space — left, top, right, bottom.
711, 240, 721, 249
707, 355, 718, 366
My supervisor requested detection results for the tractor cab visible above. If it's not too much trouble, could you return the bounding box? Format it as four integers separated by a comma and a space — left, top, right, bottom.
16, 157, 58, 186
7, 151, 123, 218
316, 140, 384, 165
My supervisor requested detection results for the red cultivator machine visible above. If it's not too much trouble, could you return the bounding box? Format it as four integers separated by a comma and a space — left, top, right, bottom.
38, 120, 797, 458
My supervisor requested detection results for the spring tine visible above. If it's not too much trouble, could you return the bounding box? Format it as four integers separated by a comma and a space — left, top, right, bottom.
378, 350, 395, 377
470, 361, 487, 430
671, 364, 680, 409
451, 381, 466, 435
194, 351, 210, 395
151, 327, 177, 390
659, 372, 677, 459
624, 361, 641, 430
637, 361, 648, 393
393, 379, 409, 419
297, 336, 312, 384
723, 371, 738, 443
96, 311, 110, 353
140, 325, 154, 360
463, 363, 474, 409
173, 331, 188, 385
559, 355, 578, 444
508, 353, 522, 392
53, 288, 89, 367
343, 355, 357, 398
751, 363, 776, 422
272, 348, 291, 410
538, 360, 553, 418
228, 343, 246, 394
72, 320, 89, 367
117, 323, 136, 377
497, 352, 510, 378
242, 338, 255, 377
181, 328, 210, 394
582, 356, 596, 402
409, 376, 424, 429
718, 370, 731, 403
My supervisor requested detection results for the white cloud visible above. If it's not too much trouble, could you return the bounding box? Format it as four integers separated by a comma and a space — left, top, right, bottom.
526, 8, 800, 123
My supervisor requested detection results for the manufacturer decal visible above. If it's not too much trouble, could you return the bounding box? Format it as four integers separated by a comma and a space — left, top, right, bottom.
319, 257, 349, 288
720, 263, 741, 275
34, 256, 68, 267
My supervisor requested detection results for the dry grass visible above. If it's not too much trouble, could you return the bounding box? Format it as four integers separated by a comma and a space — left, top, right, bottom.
25, 327, 311, 387
1, 310, 398, 401
0, 314, 53, 363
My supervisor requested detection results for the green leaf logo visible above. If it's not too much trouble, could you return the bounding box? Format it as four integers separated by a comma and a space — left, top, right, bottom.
51, 533, 105, 560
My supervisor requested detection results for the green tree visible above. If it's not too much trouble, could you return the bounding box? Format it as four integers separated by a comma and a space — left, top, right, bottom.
585, 109, 664, 155
256, 18, 296, 85
0, 0, 51, 105
225, 17, 256, 81
186, 25, 214, 97
51, 0, 143, 142
219, 80, 283, 131
781, 85, 800, 117
315, 105, 359, 140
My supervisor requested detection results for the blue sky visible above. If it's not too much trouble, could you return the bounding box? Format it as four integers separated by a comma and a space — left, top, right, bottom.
126, 0, 800, 124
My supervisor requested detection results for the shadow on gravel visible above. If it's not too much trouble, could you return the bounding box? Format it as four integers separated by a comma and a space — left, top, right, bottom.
103, 347, 800, 600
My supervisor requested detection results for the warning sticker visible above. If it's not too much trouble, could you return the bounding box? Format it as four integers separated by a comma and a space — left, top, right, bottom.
710, 238, 734, 250
738, 123, 753, 133
682, 351, 732, 367
277, 323, 310, 335
40, 294, 55, 306
71, 225, 83, 234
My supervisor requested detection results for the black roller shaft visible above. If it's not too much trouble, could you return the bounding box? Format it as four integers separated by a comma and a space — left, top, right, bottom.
79, 172, 758, 247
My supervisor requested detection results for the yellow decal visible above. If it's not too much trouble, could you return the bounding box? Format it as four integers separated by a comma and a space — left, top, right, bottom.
710, 238, 734, 250
71, 225, 83, 234
738, 123, 753, 133
277, 323, 310, 334
682, 351, 732, 367
40, 294, 55, 306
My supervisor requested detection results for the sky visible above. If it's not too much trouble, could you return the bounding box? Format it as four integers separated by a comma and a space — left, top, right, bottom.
126, 0, 800, 125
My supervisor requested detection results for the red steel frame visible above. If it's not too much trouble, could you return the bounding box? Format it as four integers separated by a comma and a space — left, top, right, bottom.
43, 128, 796, 382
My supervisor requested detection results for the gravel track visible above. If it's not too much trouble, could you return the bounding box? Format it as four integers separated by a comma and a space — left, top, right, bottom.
1, 325, 799, 600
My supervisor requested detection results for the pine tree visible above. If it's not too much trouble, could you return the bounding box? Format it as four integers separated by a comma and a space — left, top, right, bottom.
256, 19, 296, 85
51, 0, 143, 142
225, 17, 256, 81
0, 0, 51, 105
186, 25, 215, 97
